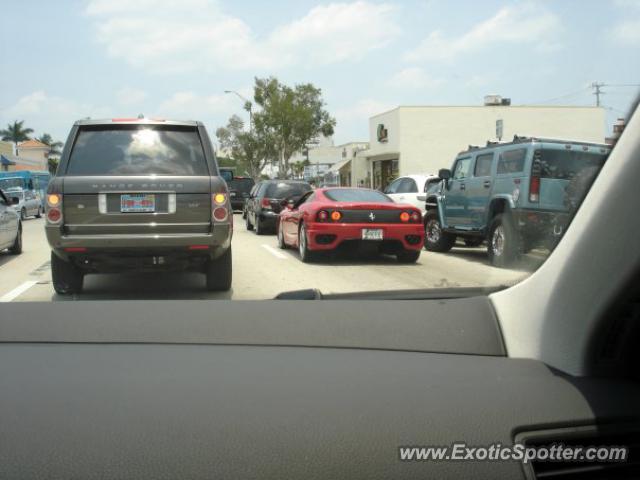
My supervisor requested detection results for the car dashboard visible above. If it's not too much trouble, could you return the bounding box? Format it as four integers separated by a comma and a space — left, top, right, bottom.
1, 298, 639, 479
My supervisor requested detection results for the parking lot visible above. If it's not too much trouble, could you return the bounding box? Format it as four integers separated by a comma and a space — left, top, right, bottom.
0, 213, 545, 302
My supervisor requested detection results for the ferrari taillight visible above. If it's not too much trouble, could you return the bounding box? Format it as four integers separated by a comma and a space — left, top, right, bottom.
330, 211, 342, 221
410, 211, 421, 223
317, 210, 329, 222
400, 212, 410, 222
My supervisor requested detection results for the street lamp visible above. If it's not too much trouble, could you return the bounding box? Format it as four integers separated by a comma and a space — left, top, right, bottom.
224, 90, 252, 131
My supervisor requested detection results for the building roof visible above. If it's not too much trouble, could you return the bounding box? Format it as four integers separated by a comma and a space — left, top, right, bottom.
369, 104, 604, 118
18, 140, 49, 149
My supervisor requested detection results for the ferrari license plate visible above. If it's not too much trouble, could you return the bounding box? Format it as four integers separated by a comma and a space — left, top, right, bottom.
362, 228, 383, 241
120, 193, 156, 213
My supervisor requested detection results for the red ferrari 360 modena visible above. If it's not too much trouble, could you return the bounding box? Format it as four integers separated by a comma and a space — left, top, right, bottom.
277, 188, 424, 263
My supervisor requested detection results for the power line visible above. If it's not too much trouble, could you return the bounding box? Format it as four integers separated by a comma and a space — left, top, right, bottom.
529, 87, 591, 105
591, 82, 640, 107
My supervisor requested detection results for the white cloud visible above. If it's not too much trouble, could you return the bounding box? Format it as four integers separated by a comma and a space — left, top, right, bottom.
116, 87, 148, 106
332, 98, 395, 143
611, 19, 640, 45
611, 0, 640, 45
334, 98, 394, 122
0, 91, 112, 141
614, 0, 640, 8
388, 67, 443, 89
85, 0, 398, 73
269, 2, 399, 65
404, 3, 561, 62
156, 91, 238, 120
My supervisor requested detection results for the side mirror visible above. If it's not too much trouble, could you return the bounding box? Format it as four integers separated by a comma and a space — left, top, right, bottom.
11, 197, 20, 205
438, 168, 451, 181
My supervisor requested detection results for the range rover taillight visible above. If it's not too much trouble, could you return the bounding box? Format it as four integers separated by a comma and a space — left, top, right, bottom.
212, 193, 228, 222
46, 194, 62, 224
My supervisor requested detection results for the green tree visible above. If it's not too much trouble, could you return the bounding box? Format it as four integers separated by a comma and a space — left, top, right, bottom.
216, 115, 276, 181
252, 77, 335, 178
37, 133, 64, 157
0, 120, 34, 151
47, 157, 59, 175
290, 161, 305, 179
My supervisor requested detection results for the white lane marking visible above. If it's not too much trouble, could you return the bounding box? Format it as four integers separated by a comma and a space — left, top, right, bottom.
0, 280, 39, 302
261, 244, 288, 260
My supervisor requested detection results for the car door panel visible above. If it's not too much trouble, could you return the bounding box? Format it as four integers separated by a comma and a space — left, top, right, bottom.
443, 158, 472, 228
465, 153, 495, 230
0, 202, 10, 246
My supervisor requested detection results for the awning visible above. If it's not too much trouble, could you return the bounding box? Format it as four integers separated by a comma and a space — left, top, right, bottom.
1, 155, 16, 166
328, 158, 351, 173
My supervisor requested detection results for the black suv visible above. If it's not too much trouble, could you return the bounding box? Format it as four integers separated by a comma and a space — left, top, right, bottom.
245, 180, 312, 234
45, 118, 233, 294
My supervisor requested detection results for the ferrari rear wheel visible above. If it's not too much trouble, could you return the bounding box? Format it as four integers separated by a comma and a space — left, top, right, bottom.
298, 224, 316, 263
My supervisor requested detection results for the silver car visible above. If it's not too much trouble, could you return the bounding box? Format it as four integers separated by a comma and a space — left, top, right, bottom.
7, 188, 42, 220
0, 189, 22, 254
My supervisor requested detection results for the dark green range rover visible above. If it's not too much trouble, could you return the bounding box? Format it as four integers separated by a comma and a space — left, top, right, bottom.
45, 118, 232, 294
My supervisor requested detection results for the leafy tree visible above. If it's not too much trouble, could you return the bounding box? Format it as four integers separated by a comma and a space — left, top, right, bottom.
216, 115, 276, 181
290, 161, 306, 179
47, 157, 59, 175
37, 133, 64, 157
0, 120, 34, 149
252, 77, 335, 178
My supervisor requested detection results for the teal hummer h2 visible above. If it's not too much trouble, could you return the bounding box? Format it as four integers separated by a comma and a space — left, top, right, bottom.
424, 136, 610, 267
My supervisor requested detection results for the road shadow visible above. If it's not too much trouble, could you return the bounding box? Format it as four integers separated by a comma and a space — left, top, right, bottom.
0, 251, 21, 269
432, 245, 547, 273
281, 246, 424, 267
51, 271, 234, 301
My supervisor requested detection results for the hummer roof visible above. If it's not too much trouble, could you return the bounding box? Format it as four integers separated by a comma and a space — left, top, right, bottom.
458, 134, 610, 155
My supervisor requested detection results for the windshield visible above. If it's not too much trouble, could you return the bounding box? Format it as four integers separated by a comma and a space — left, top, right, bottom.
325, 188, 393, 203
536, 149, 607, 179
0, 178, 25, 190
66, 126, 208, 176
265, 182, 311, 198
0, 1, 637, 303
228, 178, 254, 193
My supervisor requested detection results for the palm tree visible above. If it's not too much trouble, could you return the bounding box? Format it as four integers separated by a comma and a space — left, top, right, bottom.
47, 157, 59, 175
0, 120, 34, 151
37, 133, 64, 157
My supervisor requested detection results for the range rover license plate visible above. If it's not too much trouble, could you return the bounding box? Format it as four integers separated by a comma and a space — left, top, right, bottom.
120, 194, 155, 213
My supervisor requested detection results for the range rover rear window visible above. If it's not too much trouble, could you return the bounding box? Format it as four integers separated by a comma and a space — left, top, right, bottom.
66, 125, 209, 176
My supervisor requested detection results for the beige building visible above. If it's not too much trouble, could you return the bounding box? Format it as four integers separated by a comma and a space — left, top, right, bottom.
15, 139, 50, 171
326, 142, 369, 186
353, 103, 606, 190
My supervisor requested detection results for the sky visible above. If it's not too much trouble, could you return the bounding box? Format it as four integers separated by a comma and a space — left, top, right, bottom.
1, 0, 639, 146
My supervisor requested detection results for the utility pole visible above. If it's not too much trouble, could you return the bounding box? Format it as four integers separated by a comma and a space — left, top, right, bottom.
591, 82, 605, 107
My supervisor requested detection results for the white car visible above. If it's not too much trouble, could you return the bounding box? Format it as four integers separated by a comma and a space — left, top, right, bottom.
6, 188, 41, 220
383, 174, 441, 214
0, 189, 22, 254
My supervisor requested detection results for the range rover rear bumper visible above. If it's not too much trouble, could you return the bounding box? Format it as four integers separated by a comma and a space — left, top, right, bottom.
46, 224, 232, 262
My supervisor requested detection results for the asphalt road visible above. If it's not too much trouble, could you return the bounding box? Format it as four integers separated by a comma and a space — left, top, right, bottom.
0, 214, 543, 302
